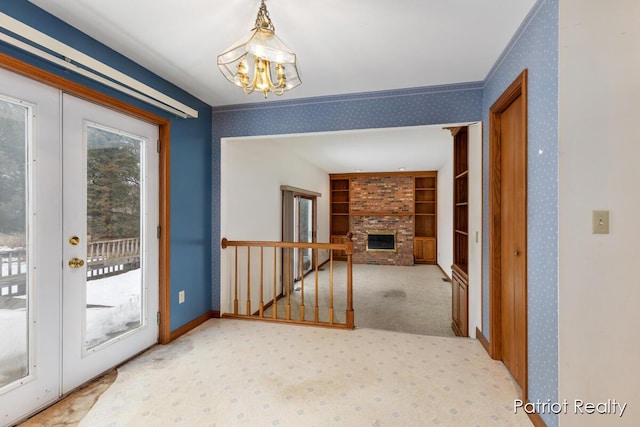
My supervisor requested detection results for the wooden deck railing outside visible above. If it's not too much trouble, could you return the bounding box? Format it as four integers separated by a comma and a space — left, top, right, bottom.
86, 238, 140, 280
0, 249, 27, 297
0, 249, 27, 278
1, 238, 140, 297
221, 236, 354, 329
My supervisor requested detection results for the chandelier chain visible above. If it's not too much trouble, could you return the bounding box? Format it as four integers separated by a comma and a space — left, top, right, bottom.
254, 0, 275, 32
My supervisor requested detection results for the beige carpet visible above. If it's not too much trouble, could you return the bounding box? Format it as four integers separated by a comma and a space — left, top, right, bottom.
79, 319, 532, 427
21, 264, 458, 426
266, 262, 456, 337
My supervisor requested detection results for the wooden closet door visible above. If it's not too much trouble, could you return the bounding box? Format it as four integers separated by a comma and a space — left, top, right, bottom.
499, 93, 527, 389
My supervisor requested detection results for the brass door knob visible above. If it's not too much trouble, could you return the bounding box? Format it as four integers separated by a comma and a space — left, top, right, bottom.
69, 236, 80, 246
68, 258, 85, 268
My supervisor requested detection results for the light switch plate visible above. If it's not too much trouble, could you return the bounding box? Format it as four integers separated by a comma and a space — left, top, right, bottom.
592, 210, 609, 234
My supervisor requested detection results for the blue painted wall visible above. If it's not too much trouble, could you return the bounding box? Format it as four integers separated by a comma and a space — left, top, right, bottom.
482, 0, 558, 426
0, 1, 213, 332
211, 84, 484, 309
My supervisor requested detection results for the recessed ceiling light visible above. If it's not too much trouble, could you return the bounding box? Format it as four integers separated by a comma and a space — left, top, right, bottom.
398, 167, 407, 171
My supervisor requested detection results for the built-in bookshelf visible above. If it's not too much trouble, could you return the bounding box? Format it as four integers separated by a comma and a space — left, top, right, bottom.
413, 173, 437, 264
330, 178, 350, 259
453, 128, 469, 273
450, 126, 469, 337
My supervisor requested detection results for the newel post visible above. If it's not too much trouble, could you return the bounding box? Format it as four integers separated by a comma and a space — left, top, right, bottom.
345, 232, 355, 328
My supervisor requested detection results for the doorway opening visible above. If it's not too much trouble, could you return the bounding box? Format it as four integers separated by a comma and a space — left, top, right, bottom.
293, 195, 316, 281
281, 186, 319, 288
221, 123, 483, 338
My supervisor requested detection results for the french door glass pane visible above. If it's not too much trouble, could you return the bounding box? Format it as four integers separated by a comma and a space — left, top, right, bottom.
85, 125, 144, 350
0, 97, 29, 388
299, 198, 313, 273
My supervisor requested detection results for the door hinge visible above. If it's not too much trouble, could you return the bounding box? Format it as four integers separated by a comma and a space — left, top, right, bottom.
157, 311, 161, 325
157, 226, 161, 239
157, 139, 161, 153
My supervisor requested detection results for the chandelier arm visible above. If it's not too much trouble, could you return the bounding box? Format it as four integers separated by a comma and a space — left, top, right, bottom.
244, 69, 259, 94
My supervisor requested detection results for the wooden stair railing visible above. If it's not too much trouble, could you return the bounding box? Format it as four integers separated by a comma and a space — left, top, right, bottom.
220, 235, 354, 329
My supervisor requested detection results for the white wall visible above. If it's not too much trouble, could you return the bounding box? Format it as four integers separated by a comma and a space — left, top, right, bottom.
558, 2, 640, 426
437, 143, 453, 278
220, 138, 330, 314
467, 122, 483, 337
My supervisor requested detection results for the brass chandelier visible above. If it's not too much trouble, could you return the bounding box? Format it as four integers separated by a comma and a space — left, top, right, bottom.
217, 0, 301, 98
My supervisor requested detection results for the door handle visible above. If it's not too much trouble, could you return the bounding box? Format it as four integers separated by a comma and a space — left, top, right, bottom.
514, 250, 520, 256
68, 257, 85, 268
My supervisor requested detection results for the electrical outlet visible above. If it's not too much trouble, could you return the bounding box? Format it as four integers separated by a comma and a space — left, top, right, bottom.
178, 290, 185, 304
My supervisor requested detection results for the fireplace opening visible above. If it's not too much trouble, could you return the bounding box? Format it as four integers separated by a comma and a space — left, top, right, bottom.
366, 230, 397, 252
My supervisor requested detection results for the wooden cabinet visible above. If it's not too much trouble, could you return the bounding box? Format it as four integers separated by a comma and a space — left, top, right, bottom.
330, 178, 350, 260
413, 174, 437, 264
451, 265, 468, 336
450, 126, 469, 336
330, 235, 349, 259
413, 237, 436, 263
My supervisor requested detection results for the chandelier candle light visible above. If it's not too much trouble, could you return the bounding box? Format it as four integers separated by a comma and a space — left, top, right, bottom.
217, 0, 301, 98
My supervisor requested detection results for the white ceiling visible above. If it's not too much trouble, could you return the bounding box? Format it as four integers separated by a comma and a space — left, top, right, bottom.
27, 0, 535, 173
230, 124, 467, 173
29, 0, 536, 108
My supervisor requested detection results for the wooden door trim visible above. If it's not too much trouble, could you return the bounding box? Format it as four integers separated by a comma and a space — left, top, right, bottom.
0, 53, 173, 344
488, 69, 528, 399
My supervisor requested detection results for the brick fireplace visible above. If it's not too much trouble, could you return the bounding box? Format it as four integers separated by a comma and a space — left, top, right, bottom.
349, 175, 414, 266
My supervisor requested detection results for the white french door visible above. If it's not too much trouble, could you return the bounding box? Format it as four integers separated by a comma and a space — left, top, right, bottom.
293, 195, 315, 280
0, 65, 61, 427
61, 94, 159, 393
0, 68, 159, 426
